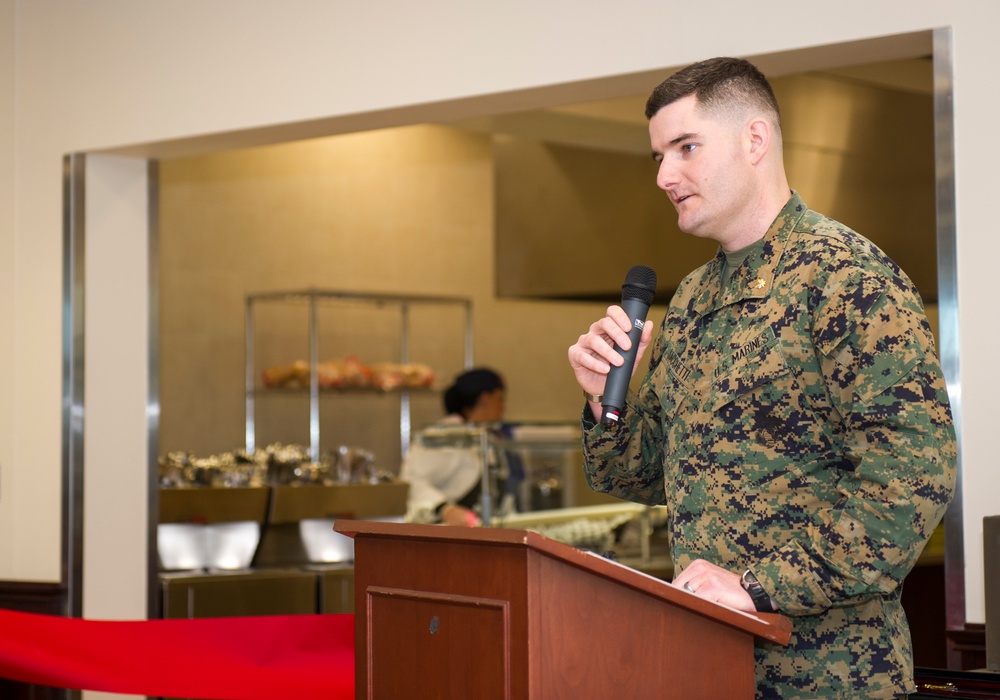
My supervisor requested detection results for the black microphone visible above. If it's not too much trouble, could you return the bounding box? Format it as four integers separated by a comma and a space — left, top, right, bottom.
601, 265, 657, 426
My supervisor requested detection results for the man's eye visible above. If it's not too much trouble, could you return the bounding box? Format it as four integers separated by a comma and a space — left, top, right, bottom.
681, 143, 697, 154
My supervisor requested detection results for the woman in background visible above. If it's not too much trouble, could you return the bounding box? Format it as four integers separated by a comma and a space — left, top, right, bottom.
401, 368, 510, 526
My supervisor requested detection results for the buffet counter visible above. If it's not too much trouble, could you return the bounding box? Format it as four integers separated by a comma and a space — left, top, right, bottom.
154, 430, 667, 620
156, 482, 406, 619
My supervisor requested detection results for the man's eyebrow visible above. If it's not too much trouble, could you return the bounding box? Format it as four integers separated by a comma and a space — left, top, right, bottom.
651, 132, 700, 160
669, 131, 699, 147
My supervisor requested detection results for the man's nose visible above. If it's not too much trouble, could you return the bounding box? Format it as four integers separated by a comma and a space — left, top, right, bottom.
656, 159, 678, 192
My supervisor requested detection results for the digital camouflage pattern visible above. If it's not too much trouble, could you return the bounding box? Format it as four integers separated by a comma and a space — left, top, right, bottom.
582, 193, 957, 699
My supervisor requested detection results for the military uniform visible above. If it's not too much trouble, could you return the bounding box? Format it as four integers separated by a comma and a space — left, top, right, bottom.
582, 193, 956, 698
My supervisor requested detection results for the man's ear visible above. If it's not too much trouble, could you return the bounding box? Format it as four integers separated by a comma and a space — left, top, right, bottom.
747, 118, 771, 165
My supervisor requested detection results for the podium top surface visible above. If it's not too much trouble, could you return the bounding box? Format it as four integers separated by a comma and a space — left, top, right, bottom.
336, 519, 791, 646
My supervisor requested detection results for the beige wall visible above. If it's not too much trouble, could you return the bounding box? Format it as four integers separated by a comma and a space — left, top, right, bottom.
2, 1, 999, 631
495, 135, 719, 299
159, 125, 612, 467
0, 1, 14, 568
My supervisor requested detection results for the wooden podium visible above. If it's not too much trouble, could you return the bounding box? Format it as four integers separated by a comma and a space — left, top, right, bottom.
335, 520, 791, 699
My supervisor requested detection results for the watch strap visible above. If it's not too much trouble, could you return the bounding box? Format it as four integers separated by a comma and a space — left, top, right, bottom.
741, 569, 773, 613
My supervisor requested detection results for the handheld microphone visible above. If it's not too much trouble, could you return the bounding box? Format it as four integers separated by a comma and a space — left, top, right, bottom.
601, 265, 657, 426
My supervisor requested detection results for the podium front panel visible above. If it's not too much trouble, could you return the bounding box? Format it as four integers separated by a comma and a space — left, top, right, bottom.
367, 586, 509, 699
355, 534, 530, 698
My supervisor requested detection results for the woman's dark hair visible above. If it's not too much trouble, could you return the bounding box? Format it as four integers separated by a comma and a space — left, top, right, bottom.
444, 367, 504, 416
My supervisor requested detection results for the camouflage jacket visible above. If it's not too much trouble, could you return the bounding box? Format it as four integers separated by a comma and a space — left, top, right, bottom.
582, 193, 956, 699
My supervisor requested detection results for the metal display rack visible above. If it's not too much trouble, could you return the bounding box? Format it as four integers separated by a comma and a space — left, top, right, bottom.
245, 289, 473, 462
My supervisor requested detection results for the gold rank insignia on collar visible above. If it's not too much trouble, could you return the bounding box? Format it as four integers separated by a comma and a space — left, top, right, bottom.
749, 278, 767, 290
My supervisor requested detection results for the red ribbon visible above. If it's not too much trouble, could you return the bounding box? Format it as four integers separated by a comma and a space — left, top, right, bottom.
0, 609, 354, 699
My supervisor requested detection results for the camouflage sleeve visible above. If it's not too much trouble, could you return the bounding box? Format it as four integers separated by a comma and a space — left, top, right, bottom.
580, 333, 669, 507
754, 269, 957, 616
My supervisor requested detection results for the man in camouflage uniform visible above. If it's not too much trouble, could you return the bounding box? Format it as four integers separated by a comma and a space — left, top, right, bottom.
567, 57, 956, 698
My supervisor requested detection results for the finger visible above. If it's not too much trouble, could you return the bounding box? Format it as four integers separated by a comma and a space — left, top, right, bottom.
641, 316, 655, 344
569, 308, 640, 374
592, 316, 635, 359
632, 321, 655, 367
571, 326, 623, 368
568, 343, 612, 375
605, 304, 634, 330
675, 575, 701, 596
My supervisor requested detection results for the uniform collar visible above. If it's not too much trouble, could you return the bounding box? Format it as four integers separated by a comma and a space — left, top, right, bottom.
688, 191, 807, 317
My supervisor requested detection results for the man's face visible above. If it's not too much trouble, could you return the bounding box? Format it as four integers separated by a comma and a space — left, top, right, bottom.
648, 94, 754, 248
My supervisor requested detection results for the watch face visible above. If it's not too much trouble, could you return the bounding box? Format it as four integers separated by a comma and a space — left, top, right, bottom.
740, 570, 771, 612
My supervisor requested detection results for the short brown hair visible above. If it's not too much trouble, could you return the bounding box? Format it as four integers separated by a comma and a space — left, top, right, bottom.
645, 56, 781, 134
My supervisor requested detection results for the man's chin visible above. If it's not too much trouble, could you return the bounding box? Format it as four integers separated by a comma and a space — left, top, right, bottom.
676, 219, 703, 237
675, 209, 702, 235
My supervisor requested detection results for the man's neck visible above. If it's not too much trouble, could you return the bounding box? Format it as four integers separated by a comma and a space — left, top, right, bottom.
719, 181, 791, 253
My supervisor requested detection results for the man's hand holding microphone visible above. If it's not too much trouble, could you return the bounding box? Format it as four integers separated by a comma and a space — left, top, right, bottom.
568, 266, 657, 425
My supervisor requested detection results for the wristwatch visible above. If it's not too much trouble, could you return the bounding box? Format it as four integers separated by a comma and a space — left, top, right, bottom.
740, 569, 773, 613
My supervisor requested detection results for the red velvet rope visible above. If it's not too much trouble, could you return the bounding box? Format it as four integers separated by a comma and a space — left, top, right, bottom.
0, 609, 354, 699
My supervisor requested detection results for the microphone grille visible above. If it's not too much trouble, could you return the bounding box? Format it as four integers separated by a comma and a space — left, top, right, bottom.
621, 265, 657, 305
